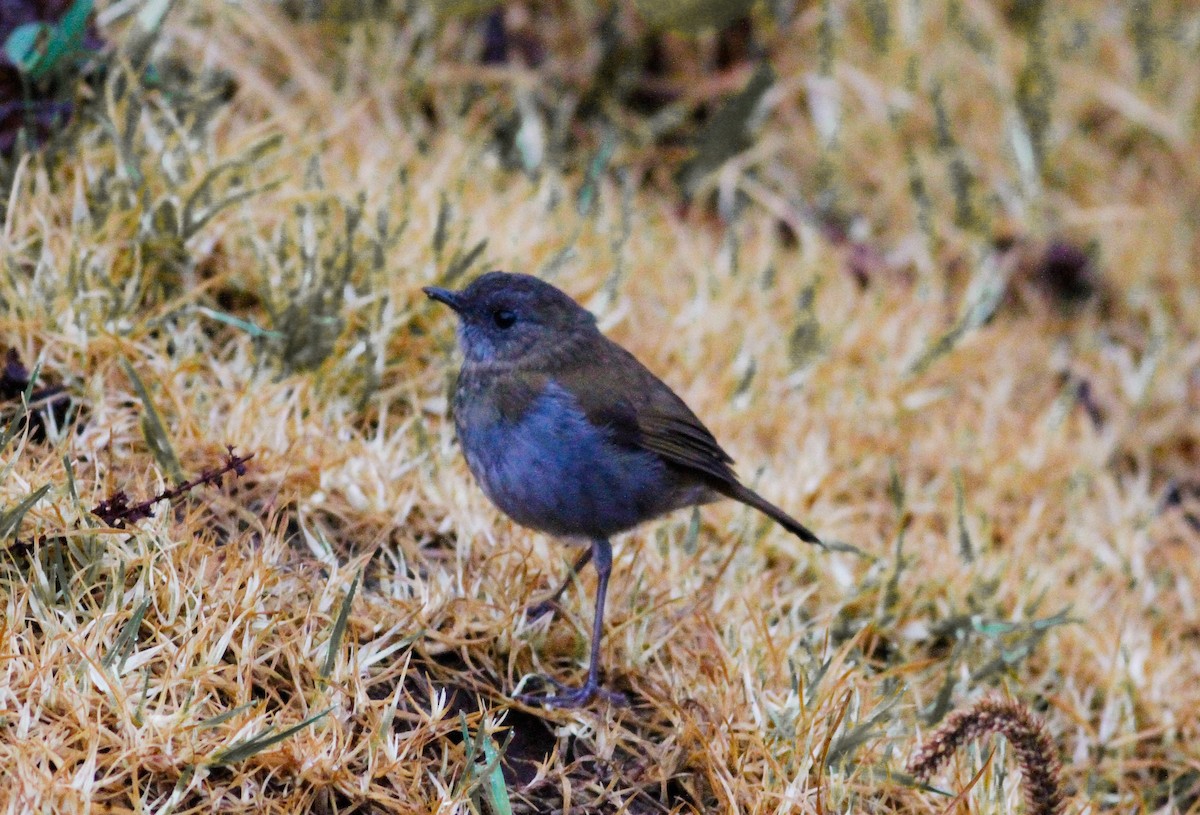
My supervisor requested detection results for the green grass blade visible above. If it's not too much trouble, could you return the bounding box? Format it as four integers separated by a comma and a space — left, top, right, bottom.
102, 596, 152, 672
210, 708, 333, 766
195, 702, 257, 730
194, 306, 282, 339
0, 483, 51, 540
480, 730, 513, 815
120, 358, 184, 484
321, 571, 360, 678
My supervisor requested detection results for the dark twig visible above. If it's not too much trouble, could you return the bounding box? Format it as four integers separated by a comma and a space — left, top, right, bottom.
91, 447, 254, 528
1162, 480, 1200, 535
907, 694, 1066, 815
0, 349, 69, 404
1, 348, 73, 439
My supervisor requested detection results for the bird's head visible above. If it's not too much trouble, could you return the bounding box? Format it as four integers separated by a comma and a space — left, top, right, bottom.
424, 271, 598, 366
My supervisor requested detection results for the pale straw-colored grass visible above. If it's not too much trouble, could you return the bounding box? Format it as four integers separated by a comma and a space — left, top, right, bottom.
1, 1, 1198, 812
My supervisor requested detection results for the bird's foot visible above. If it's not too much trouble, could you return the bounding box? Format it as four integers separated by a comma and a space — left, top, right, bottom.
513, 675, 628, 709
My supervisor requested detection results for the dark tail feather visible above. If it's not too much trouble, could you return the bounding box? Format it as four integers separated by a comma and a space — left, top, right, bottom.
723, 482, 823, 547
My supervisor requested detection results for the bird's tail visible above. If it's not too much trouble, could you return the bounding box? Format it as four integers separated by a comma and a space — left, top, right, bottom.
723, 482, 823, 547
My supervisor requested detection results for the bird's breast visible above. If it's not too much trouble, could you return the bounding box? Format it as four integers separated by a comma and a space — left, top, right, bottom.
452, 377, 687, 538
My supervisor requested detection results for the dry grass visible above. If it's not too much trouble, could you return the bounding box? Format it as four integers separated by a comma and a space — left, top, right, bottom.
1, 0, 1199, 812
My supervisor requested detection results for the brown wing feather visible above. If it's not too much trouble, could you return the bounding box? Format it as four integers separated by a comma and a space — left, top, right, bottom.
553, 336, 739, 487
635, 413, 737, 483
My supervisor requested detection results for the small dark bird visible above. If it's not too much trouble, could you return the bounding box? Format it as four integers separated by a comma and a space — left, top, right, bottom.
424, 272, 821, 708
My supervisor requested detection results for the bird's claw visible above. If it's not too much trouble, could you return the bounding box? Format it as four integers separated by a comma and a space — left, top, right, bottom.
513, 676, 628, 709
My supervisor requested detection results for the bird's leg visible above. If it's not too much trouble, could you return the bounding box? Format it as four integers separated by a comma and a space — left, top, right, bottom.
524, 547, 593, 620
515, 537, 628, 708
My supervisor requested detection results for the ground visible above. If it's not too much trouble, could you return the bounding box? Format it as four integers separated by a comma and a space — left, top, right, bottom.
1, 1, 1198, 812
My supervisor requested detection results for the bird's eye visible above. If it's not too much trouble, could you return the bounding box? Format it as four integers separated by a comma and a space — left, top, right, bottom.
492, 309, 516, 329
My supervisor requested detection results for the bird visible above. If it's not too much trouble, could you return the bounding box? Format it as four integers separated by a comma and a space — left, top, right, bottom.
424, 271, 822, 708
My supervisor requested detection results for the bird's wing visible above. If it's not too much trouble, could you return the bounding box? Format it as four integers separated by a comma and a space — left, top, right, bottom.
548, 337, 823, 545
633, 410, 737, 482
557, 338, 740, 487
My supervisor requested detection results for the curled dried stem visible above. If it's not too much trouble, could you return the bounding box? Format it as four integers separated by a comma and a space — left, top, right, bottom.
907, 694, 1065, 815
